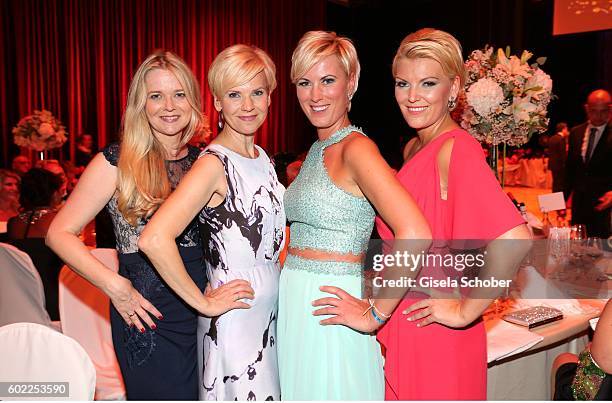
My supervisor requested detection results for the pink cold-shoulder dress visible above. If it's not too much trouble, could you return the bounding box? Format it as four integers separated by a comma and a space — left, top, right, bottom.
375, 128, 524, 400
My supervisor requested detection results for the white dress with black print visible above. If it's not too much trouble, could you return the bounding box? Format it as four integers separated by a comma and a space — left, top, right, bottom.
197, 144, 285, 401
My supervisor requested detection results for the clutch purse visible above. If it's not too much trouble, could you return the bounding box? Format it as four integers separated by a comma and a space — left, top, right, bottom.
503, 306, 563, 328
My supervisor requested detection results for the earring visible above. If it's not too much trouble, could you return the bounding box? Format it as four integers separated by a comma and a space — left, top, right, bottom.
217, 111, 224, 130
448, 97, 457, 110
347, 93, 353, 112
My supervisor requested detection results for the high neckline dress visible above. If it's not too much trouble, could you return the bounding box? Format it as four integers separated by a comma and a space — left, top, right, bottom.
278, 126, 385, 400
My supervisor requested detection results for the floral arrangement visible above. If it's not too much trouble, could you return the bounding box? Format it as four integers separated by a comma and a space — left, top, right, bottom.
12, 109, 68, 151
458, 46, 552, 146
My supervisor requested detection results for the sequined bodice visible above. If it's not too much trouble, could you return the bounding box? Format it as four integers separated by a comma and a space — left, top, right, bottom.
102, 143, 201, 254
284, 126, 375, 255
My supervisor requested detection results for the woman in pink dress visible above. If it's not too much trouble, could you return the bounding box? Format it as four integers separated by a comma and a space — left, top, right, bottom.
375, 28, 532, 400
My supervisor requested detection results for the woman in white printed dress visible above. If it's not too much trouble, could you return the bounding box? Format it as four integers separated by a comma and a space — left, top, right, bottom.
139, 44, 285, 401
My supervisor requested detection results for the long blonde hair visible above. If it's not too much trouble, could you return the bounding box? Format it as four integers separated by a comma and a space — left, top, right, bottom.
117, 50, 203, 225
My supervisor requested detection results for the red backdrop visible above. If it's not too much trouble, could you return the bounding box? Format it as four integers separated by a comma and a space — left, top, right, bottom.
0, 0, 326, 165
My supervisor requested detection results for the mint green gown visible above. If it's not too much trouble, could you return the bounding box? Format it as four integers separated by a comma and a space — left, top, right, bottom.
278, 126, 385, 400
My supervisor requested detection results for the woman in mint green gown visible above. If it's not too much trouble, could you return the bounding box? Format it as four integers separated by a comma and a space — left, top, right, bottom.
277, 31, 432, 400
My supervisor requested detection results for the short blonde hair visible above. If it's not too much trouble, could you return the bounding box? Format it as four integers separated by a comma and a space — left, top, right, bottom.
291, 31, 360, 98
393, 28, 465, 88
208, 44, 277, 100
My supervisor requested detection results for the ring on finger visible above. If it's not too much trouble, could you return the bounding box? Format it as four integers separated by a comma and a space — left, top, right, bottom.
128, 312, 136, 317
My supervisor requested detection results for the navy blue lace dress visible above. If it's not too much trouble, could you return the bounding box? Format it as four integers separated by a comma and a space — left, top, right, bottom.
102, 143, 207, 400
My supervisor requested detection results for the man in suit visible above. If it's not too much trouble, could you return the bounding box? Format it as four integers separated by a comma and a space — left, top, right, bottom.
564, 89, 612, 238
547, 122, 569, 193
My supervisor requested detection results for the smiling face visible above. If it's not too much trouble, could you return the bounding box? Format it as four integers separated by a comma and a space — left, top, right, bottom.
2, 176, 19, 199
215, 71, 270, 137
144, 68, 192, 141
295, 55, 355, 136
394, 57, 459, 135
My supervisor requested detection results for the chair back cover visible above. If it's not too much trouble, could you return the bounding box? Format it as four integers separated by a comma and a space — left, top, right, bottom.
0, 243, 51, 327
58, 248, 125, 400
0, 322, 96, 400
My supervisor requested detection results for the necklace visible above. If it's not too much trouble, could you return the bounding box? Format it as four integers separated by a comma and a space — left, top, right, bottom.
17, 207, 57, 225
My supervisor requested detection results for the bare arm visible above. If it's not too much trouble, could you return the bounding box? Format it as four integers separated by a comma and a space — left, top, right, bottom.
313, 135, 432, 332
138, 155, 254, 317
46, 153, 161, 330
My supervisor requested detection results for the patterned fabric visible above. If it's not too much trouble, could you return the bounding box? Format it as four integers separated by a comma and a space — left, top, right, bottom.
101, 143, 200, 254
283, 125, 375, 256
278, 126, 384, 400
572, 349, 609, 400
197, 144, 285, 401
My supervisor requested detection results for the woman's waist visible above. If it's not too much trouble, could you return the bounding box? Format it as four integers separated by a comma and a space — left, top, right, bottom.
283, 253, 363, 277
288, 246, 364, 264
119, 245, 203, 265
206, 261, 279, 281
288, 227, 370, 257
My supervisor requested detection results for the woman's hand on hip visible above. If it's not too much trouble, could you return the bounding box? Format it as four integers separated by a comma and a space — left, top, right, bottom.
312, 285, 381, 333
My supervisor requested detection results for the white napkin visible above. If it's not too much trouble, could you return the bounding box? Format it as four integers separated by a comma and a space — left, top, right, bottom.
516, 265, 569, 299
485, 318, 544, 363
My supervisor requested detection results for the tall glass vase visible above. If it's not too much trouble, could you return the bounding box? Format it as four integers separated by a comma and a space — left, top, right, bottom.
489, 143, 499, 181
488, 142, 506, 189
37, 150, 49, 162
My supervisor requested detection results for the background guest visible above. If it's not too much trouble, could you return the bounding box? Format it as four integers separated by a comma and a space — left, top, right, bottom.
0, 169, 20, 222
564, 89, 611, 238
7, 168, 64, 320
11, 155, 32, 176
547, 122, 569, 193
37, 160, 68, 201
552, 299, 611, 400
75, 133, 95, 173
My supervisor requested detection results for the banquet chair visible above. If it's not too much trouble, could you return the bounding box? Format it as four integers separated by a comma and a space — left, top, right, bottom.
0, 242, 52, 328
0, 322, 96, 400
58, 248, 126, 400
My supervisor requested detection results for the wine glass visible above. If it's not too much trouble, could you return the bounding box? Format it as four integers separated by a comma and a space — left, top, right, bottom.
585, 237, 603, 254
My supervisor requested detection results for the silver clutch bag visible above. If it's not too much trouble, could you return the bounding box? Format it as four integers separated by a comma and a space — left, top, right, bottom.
503, 306, 563, 328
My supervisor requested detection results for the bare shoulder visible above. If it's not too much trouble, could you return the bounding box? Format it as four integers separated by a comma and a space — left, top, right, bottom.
342, 132, 380, 161
193, 152, 225, 175
79, 152, 118, 184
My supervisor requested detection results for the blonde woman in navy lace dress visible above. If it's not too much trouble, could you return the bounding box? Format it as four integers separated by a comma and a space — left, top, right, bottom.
47, 51, 253, 400
140, 45, 285, 400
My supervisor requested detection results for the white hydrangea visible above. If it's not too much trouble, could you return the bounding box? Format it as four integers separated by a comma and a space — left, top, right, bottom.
466, 78, 505, 117
525, 68, 553, 97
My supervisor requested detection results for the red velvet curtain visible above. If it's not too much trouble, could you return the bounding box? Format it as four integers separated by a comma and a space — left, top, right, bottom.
0, 0, 326, 165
